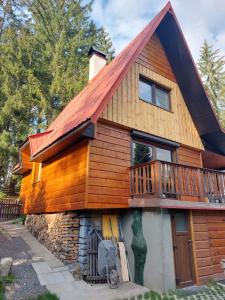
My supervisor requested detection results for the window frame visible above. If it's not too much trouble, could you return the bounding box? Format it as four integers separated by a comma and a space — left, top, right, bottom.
139, 75, 171, 111
131, 139, 176, 166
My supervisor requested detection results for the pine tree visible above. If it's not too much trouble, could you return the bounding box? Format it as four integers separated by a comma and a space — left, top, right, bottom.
133, 143, 151, 165
0, 26, 38, 192
94, 26, 115, 61
0, 0, 115, 193
23, 0, 115, 126
198, 41, 225, 127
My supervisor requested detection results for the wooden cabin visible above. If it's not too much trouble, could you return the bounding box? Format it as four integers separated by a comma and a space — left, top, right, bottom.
14, 2, 225, 292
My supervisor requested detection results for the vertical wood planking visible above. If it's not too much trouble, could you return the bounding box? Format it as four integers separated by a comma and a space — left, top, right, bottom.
101, 33, 203, 150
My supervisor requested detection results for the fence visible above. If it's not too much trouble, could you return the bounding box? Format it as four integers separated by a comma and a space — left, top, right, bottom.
0, 199, 22, 219
131, 160, 225, 202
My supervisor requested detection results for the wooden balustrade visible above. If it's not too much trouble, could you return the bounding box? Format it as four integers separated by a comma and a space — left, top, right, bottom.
131, 160, 225, 202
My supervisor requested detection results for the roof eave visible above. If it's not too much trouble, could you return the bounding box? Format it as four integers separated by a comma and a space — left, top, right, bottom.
31, 119, 94, 162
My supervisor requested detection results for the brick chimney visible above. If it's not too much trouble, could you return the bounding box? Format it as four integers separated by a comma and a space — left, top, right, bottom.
88, 47, 107, 81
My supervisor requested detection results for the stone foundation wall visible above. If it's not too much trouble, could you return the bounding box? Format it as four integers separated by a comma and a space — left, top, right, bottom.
25, 212, 79, 262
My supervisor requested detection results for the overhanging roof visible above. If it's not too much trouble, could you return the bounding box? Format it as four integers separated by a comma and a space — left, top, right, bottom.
19, 1, 225, 160
156, 12, 225, 155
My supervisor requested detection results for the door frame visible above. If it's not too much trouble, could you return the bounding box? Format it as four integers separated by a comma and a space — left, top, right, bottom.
171, 210, 196, 288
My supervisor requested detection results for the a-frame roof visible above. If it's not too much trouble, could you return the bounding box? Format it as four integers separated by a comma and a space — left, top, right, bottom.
28, 1, 225, 159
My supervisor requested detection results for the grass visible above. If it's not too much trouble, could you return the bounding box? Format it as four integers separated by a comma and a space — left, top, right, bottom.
28, 292, 59, 300
0, 274, 15, 300
120, 282, 225, 300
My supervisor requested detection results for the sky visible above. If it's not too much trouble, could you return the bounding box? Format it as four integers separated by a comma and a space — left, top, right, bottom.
91, 0, 225, 62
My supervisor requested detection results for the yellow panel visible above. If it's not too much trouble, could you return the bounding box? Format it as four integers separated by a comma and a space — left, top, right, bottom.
102, 62, 204, 150
102, 215, 119, 240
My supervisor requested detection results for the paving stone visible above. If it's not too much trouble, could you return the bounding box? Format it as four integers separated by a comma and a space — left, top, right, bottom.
32, 262, 52, 274
60, 270, 74, 282
36, 271, 65, 285
51, 265, 70, 272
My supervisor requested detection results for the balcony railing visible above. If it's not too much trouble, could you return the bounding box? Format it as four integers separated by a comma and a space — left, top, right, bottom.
130, 160, 225, 203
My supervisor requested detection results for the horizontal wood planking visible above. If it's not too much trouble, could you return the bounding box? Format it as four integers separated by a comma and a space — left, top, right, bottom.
192, 211, 225, 284
136, 34, 176, 82
87, 121, 131, 208
20, 140, 89, 214
176, 147, 202, 168
102, 36, 203, 150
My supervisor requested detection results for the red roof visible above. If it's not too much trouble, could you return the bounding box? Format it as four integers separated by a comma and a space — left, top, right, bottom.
30, 2, 173, 157
28, 1, 225, 158
29, 131, 53, 157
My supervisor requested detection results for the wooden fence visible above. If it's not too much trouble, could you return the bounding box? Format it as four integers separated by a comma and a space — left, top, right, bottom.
0, 199, 22, 219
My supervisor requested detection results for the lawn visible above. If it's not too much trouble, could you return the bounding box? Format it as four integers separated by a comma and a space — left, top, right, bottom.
122, 282, 225, 300
28, 292, 59, 300
0, 274, 15, 300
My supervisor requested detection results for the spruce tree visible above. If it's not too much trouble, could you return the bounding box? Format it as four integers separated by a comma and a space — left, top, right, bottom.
0, 0, 115, 193
94, 26, 115, 61
23, 0, 115, 126
198, 41, 225, 127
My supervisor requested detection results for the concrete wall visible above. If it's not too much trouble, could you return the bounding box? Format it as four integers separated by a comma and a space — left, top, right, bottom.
121, 208, 176, 292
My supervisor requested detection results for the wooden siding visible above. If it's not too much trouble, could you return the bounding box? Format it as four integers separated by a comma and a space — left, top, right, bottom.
20, 140, 88, 213
192, 211, 225, 284
136, 33, 176, 82
21, 151, 33, 170
176, 146, 203, 201
176, 146, 202, 168
102, 35, 203, 150
86, 121, 131, 209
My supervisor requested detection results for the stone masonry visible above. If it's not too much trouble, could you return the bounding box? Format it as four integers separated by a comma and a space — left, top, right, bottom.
25, 212, 79, 262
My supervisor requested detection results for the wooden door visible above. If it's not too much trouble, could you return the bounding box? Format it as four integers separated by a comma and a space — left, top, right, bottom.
171, 211, 195, 287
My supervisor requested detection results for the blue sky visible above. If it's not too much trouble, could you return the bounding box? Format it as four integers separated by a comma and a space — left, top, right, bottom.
91, 0, 225, 61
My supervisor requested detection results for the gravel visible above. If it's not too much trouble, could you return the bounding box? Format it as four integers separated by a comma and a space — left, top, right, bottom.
0, 225, 47, 300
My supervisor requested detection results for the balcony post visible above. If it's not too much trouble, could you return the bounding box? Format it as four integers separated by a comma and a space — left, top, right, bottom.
153, 161, 163, 198
197, 169, 205, 201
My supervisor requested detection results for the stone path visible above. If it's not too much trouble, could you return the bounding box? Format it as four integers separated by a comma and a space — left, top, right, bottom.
126, 284, 225, 300
0, 224, 47, 300
178, 284, 225, 300
1, 221, 148, 300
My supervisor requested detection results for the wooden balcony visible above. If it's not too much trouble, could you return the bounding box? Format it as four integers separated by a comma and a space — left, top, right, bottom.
131, 160, 225, 203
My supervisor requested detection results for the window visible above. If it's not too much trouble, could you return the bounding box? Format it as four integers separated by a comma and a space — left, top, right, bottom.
132, 142, 153, 165
175, 212, 188, 232
156, 147, 172, 162
139, 77, 153, 103
31, 162, 42, 184
132, 141, 172, 165
139, 76, 170, 110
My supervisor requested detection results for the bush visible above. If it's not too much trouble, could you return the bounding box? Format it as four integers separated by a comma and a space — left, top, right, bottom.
29, 292, 59, 300
0, 274, 15, 300
20, 214, 27, 225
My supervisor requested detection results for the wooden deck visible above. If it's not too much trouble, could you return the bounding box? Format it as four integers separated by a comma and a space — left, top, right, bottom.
131, 160, 225, 204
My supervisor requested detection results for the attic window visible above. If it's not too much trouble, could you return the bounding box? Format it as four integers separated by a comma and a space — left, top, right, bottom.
139, 76, 170, 111
31, 162, 42, 184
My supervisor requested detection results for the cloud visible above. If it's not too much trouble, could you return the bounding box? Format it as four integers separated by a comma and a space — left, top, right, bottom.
91, 0, 225, 61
